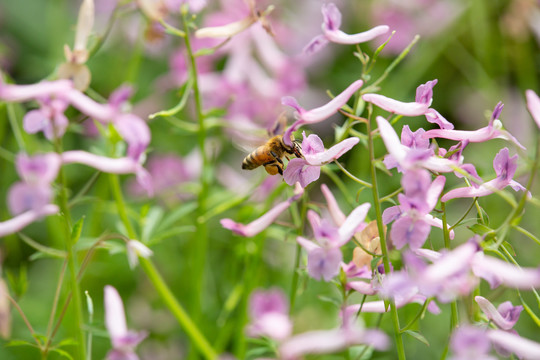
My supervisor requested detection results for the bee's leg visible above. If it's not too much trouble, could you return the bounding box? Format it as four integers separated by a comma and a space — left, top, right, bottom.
263, 161, 283, 175
270, 151, 284, 165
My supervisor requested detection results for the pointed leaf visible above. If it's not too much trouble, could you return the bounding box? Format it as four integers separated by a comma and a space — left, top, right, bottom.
404, 330, 430, 347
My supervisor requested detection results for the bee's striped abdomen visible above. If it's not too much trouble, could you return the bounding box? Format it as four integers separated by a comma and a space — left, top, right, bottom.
242, 146, 273, 170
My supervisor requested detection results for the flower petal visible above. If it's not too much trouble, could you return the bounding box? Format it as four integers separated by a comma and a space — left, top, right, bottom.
363, 94, 429, 116
0, 204, 58, 237
487, 329, 540, 360
104, 285, 128, 341
526, 89, 540, 129
304, 137, 359, 166
324, 26, 389, 44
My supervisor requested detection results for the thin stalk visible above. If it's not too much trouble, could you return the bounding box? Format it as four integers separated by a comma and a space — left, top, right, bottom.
53, 137, 86, 360
181, 7, 211, 338
441, 202, 459, 329
335, 160, 372, 188
139, 258, 218, 360
289, 192, 308, 310
109, 173, 216, 359
45, 259, 69, 339
6, 103, 26, 151
7, 294, 40, 347
367, 116, 406, 360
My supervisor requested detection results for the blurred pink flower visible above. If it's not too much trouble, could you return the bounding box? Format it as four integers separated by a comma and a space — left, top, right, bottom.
61, 151, 153, 196
246, 288, 292, 341
372, 0, 463, 54
221, 184, 304, 237
525, 89, 540, 129
0, 204, 59, 238
128, 152, 200, 200
23, 97, 69, 140
105, 285, 147, 360
279, 325, 389, 360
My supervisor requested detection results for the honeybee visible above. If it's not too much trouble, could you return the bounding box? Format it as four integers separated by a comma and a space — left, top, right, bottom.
242, 135, 303, 175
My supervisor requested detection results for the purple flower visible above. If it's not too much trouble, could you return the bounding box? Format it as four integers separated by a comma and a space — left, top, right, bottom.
283, 133, 359, 188
383, 170, 453, 250
7, 153, 61, 215
304, 3, 389, 55
297, 203, 370, 281
475, 296, 523, 331
471, 251, 540, 289
104, 286, 147, 360
486, 329, 540, 359
279, 326, 389, 360
377, 116, 461, 173
246, 288, 292, 341
221, 184, 304, 237
423, 102, 525, 150
23, 97, 69, 140
450, 325, 494, 360
282, 80, 364, 146
441, 148, 527, 202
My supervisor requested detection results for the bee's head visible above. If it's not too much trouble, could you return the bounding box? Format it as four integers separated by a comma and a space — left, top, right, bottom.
292, 139, 303, 158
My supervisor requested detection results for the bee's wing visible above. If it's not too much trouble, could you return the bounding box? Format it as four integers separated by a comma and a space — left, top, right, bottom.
268, 112, 288, 137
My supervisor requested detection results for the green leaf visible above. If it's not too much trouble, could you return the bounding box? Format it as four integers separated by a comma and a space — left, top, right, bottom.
50, 348, 74, 360
70, 217, 85, 245
317, 295, 342, 308
141, 206, 164, 243
468, 223, 496, 240
6, 265, 28, 298
54, 338, 78, 348
19, 233, 66, 259
157, 202, 198, 232
404, 330, 430, 347
5, 339, 38, 348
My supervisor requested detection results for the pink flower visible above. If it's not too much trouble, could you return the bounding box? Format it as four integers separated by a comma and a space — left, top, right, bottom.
7, 153, 61, 215
246, 288, 292, 341
282, 80, 363, 146
0, 79, 73, 102
363, 80, 438, 117
525, 89, 540, 129
475, 296, 523, 331
304, 3, 389, 55
221, 184, 304, 237
104, 286, 147, 360
297, 203, 370, 281
279, 326, 389, 360
23, 97, 69, 140
383, 170, 453, 250
377, 116, 462, 173
441, 148, 527, 202
61, 151, 153, 196
283, 133, 359, 188
486, 329, 540, 359
423, 102, 526, 150
450, 325, 495, 360
0, 204, 59, 238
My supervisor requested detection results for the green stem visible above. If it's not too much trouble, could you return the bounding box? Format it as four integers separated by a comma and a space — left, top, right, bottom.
139, 258, 217, 359
108, 173, 216, 359
181, 7, 211, 339
53, 138, 86, 360
6, 103, 26, 151
289, 192, 308, 311
367, 115, 406, 360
